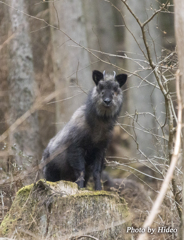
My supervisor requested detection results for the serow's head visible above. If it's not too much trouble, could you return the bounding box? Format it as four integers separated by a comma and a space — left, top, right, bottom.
92, 70, 127, 117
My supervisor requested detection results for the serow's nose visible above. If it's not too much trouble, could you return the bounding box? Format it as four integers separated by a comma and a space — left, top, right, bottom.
104, 98, 111, 105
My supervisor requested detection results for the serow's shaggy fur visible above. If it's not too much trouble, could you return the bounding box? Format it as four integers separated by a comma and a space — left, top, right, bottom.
42, 70, 127, 190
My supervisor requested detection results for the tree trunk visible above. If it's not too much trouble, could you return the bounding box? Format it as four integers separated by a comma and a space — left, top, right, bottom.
83, 0, 117, 72
49, 0, 92, 132
28, 1, 56, 150
8, 0, 40, 172
123, 0, 165, 157
174, 0, 184, 237
0, 3, 9, 138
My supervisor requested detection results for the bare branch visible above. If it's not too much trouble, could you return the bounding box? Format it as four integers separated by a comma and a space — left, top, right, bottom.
0, 33, 15, 52
121, 0, 142, 27
137, 69, 182, 240
74, 235, 99, 240
142, 0, 170, 27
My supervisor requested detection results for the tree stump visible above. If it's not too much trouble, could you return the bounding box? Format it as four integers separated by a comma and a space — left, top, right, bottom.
0, 180, 129, 239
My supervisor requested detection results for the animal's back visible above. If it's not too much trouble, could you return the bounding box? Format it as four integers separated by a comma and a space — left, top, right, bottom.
48, 105, 86, 152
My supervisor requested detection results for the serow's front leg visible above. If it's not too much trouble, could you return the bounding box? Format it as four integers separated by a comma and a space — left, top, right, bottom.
84, 166, 92, 188
93, 151, 104, 190
74, 169, 85, 189
69, 148, 85, 189
93, 170, 102, 190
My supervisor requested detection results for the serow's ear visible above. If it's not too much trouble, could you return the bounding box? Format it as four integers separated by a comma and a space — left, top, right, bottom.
116, 74, 127, 87
92, 70, 103, 85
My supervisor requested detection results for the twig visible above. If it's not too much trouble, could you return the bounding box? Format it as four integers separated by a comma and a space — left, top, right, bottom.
142, 0, 170, 27
53, 1, 60, 29
17, 229, 38, 239
0, 33, 15, 52
137, 69, 182, 240
107, 0, 148, 60
0, 191, 4, 218
74, 235, 99, 240
107, 160, 163, 182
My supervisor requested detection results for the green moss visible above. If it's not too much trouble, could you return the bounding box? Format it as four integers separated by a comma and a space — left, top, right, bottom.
0, 182, 37, 236
72, 190, 120, 199
17, 183, 33, 197
46, 180, 78, 188
0, 212, 16, 235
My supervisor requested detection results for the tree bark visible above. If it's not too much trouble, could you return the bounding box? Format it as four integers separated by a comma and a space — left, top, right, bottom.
8, 0, 40, 170
83, 0, 117, 71
174, 0, 184, 237
0, 3, 9, 138
27, 1, 56, 151
49, 0, 92, 132
123, 0, 165, 157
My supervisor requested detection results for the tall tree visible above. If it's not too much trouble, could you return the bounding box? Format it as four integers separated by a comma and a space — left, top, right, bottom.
0, 3, 9, 139
83, 0, 117, 71
28, 1, 56, 151
123, 0, 165, 157
8, 0, 40, 171
49, 0, 92, 132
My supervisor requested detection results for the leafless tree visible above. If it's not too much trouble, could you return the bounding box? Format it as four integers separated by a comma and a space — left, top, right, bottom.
7, 0, 41, 180
49, 0, 92, 131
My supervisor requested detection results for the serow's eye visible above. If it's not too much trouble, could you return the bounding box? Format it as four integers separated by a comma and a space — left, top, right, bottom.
101, 90, 105, 95
98, 83, 104, 91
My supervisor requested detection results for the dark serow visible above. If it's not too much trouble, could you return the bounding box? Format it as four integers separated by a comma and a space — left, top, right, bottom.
42, 70, 127, 190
